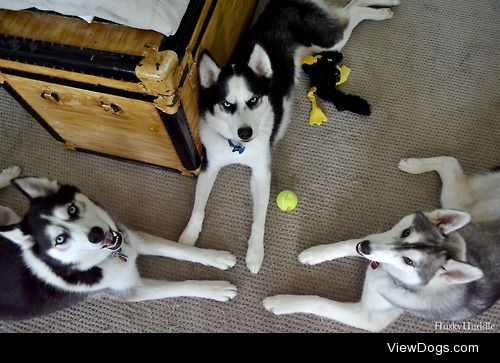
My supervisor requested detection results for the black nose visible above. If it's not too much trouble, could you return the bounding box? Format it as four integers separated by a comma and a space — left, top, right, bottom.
88, 227, 105, 244
359, 240, 371, 255
238, 127, 253, 141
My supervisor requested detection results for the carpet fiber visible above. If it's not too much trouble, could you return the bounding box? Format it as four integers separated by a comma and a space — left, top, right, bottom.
0, 0, 499, 332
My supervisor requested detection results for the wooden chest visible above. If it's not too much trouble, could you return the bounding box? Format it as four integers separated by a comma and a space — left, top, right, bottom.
0, 0, 257, 176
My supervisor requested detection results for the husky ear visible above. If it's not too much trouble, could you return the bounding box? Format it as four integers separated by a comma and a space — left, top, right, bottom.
438, 259, 483, 284
248, 44, 272, 78
0, 227, 34, 250
425, 209, 471, 235
198, 51, 221, 89
12, 177, 60, 200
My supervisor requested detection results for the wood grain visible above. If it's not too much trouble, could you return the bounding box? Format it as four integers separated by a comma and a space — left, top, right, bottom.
4, 74, 183, 170
0, 10, 163, 56
0, 59, 147, 94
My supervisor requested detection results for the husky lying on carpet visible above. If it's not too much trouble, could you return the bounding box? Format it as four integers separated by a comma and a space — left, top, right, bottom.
180, 0, 400, 273
0, 167, 237, 320
264, 157, 500, 331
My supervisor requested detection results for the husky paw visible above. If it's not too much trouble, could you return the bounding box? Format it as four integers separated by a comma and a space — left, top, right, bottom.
375, 8, 394, 20
178, 226, 200, 246
298, 246, 328, 265
0, 166, 21, 180
203, 250, 237, 270
263, 295, 299, 315
398, 158, 427, 174
200, 281, 237, 302
246, 245, 264, 274
383, 0, 401, 6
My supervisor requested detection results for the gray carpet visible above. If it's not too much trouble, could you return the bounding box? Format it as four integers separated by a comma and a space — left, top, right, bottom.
0, 0, 499, 332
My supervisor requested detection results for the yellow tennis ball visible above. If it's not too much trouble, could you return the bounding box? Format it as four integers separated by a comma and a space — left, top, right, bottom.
276, 190, 298, 212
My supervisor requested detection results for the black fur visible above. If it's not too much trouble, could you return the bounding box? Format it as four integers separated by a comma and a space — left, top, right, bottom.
200, 0, 345, 145
199, 63, 271, 116
0, 185, 103, 320
0, 236, 88, 320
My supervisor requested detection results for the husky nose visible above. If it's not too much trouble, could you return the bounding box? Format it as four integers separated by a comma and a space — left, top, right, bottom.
359, 240, 371, 255
88, 227, 105, 244
238, 127, 253, 141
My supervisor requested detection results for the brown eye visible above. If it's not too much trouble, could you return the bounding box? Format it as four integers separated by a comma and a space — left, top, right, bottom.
400, 228, 411, 238
403, 257, 414, 267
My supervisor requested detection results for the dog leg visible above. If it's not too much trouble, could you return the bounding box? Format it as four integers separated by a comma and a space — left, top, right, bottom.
332, 4, 396, 51
299, 239, 361, 265
0, 166, 21, 189
263, 294, 399, 332
134, 231, 236, 270
179, 165, 221, 246
126, 278, 237, 302
246, 164, 271, 274
347, 0, 401, 8
399, 157, 473, 210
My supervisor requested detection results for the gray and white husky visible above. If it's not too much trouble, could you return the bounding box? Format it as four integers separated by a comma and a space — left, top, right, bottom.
0, 167, 236, 320
180, 0, 400, 273
264, 157, 500, 332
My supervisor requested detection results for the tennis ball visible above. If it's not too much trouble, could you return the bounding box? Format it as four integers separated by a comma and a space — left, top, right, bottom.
276, 190, 298, 212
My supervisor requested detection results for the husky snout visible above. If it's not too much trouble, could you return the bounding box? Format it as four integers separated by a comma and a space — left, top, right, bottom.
356, 240, 371, 255
88, 227, 122, 250
88, 226, 105, 244
238, 126, 253, 142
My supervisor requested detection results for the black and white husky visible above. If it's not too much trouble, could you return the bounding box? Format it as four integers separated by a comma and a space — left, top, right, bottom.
0, 167, 237, 321
264, 157, 500, 332
180, 0, 400, 273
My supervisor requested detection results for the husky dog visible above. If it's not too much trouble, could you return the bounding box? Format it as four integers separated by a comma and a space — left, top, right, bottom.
264, 157, 500, 332
180, 0, 400, 273
0, 167, 237, 321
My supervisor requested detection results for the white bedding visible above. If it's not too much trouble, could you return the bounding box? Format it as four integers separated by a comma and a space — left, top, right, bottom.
0, 0, 191, 36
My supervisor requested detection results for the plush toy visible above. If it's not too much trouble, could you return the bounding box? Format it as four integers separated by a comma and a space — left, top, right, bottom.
302, 52, 371, 126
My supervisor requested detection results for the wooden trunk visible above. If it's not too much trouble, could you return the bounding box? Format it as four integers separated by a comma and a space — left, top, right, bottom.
0, 0, 257, 176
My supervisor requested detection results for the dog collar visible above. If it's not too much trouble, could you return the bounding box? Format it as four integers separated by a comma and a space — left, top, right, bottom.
107, 229, 128, 263
111, 248, 128, 263
228, 140, 245, 154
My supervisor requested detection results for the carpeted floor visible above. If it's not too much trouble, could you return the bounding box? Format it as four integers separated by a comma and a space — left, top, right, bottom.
0, 0, 499, 332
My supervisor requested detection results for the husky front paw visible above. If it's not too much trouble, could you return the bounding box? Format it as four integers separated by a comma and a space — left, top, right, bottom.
199, 281, 238, 302
263, 295, 300, 315
246, 243, 264, 274
298, 245, 329, 265
398, 158, 428, 174
375, 8, 394, 20
202, 250, 237, 270
178, 225, 201, 246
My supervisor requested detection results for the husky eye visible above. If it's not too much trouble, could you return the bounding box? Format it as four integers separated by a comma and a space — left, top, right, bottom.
68, 204, 79, 217
221, 100, 233, 110
403, 257, 415, 267
246, 96, 260, 108
55, 233, 67, 246
400, 228, 411, 238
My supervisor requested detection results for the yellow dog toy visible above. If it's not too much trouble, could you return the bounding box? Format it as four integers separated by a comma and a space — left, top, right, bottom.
302, 55, 351, 126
